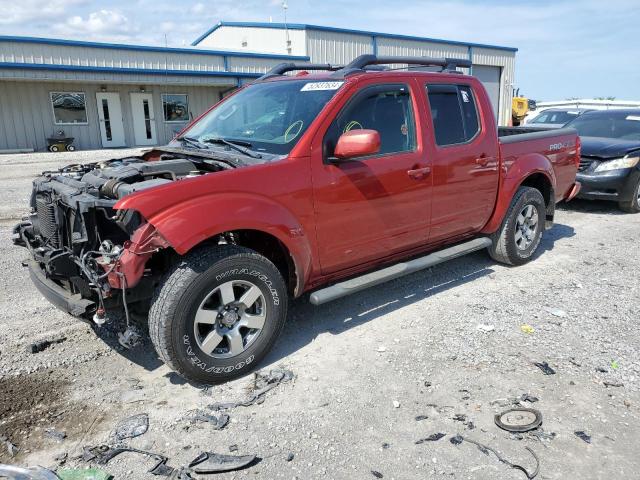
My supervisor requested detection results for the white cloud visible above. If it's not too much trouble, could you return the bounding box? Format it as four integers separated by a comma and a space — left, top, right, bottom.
53, 9, 139, 41
66, 10, 132, 34
0, 0, 87, 25
192, 3, 205, 14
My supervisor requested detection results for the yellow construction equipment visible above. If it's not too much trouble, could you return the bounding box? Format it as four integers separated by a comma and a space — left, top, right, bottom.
512, 89, 529, 126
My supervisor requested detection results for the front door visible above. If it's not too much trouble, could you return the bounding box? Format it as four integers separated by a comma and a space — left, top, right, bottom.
130, 92, 157, 145
96, 92, 125, 147
311, 81, 432, 274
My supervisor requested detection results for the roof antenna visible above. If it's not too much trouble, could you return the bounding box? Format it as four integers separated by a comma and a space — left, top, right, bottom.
282, 1, 291, 54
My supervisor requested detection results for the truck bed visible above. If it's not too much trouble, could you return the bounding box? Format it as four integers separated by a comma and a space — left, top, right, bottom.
498, 126, 575, 142
498, 126, 580, 203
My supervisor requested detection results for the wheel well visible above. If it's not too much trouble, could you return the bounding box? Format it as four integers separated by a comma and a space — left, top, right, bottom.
520, 173, 555, 225
224, 230, 297, 295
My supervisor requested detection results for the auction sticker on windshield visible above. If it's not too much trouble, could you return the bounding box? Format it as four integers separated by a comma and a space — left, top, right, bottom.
301, 82, 344, 91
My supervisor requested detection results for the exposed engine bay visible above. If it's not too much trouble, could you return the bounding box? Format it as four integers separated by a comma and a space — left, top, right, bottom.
12, 149, 236, 321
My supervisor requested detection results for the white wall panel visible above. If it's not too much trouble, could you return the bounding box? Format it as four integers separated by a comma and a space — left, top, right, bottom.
305, 30, 373, 65
197, 26, 307, 56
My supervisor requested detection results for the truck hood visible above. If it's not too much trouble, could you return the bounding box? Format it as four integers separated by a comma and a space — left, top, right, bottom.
580, 136, 640, 159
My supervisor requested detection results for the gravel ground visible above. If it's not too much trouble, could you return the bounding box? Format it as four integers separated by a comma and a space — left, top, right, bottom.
0, 150, 639, 479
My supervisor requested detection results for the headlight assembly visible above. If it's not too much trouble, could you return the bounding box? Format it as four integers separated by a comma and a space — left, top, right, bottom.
594, 155, 640, 173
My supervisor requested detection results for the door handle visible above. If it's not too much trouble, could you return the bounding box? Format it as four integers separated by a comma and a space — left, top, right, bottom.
476, 155, 490, 167
407, 166, 431, 180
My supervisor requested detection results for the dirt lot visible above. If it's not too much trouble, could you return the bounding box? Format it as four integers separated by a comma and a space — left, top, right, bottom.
1, 150, 639, 479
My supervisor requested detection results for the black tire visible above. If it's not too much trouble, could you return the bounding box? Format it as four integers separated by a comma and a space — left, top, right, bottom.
488, 186, 546, 266
149, 245, 288, 384
618, 177, 640, 213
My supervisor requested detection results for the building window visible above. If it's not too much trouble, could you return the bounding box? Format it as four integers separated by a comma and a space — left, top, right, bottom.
162, 94, 189, 122
50, 92, 88, 125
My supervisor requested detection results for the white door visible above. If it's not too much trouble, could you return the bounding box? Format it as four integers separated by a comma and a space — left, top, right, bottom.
473, 65, 501, 119
96, 92, 126, 147
130, 92, 157, 145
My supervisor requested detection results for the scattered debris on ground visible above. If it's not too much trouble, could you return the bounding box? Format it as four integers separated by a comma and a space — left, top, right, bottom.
1, 434, 19, 457
477, 323, 495, 333
44, 428, 67, 442
110, 413, 149, 443
188, 451, 257, 474
494, 408, 543, 433
0, 463, 59, 479
574, 431, 592, 444
186, 411, 229, 430
533, 362, 556, 375
57, 468, 113, 480
452, 413, 475, 430
371, 470, 384, 478
520, 324, 535, 334
603, 381, 624, 388
520, 393, 539, 403
208, 369, 293, 411
450, 435, 540, 479
117, 326, 142, 350
83, 445, 172, 475
28, 337, 67, 354
544, 307, 568, 318
415, 415, 428, 421
415, 433, 446, 444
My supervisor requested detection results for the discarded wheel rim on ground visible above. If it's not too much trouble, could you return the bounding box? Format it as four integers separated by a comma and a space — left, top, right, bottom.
494, 408, 543, 433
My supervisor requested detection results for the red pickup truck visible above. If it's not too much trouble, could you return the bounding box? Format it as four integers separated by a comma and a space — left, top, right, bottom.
14, 55, 581, 383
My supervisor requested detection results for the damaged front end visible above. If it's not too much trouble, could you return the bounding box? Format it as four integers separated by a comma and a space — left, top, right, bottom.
12, 152, 223, 321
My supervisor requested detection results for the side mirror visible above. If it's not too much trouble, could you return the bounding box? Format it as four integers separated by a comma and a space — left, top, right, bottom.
333, 129, 381, 160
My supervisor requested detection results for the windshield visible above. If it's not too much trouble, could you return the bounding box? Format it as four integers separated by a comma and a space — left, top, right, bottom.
530, 110, 580, 125
565, 112, 640, 140
184, 79, 344, 155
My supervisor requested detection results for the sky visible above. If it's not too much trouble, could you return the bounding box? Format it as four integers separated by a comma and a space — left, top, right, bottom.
1, 0, 639, 101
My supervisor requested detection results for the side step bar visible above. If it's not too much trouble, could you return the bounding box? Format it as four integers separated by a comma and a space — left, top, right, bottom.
309, 237, 492, 306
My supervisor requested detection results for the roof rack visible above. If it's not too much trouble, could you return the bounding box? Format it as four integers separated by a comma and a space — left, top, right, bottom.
255, 55, 473, 82
257, 62, 343, 81
333, 54, 472, 77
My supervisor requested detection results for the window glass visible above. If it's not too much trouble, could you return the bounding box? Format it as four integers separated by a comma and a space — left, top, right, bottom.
325, 85, 416, 157
186, 80, 342, 155
459, 86, 479, 139
427, 84, 480, 146
162, 94, 189, 122
427, 87, 465, 146
50, 92, 87, 124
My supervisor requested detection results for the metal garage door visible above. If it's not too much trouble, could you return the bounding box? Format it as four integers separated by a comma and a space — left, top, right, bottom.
473, 65, 501, 120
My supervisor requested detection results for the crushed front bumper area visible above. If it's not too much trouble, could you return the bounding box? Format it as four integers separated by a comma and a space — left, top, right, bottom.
576, 168, 639, 202
27, 259, 95, 316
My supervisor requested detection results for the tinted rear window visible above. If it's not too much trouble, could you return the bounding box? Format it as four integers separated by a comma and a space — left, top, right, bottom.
427, 84, 480, 146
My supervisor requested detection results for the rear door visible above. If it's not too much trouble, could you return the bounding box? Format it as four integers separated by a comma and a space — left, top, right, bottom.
424, 83, 500, 242
311, 81, 432, 274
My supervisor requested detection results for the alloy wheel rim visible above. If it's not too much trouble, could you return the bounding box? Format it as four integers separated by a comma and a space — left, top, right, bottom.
514, 204, 539, 250
193, 280, 266, 359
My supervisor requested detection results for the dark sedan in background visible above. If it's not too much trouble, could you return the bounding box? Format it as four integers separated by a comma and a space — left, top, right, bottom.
527, 107, 592, 129
566, 109, 640, 212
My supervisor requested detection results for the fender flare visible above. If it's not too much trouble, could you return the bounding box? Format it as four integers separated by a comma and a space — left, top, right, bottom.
117, 192, 314, 296
482, 153, 556, 234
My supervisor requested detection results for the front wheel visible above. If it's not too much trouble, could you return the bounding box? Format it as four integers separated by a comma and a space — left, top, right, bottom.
618, 176, 640, 213
149, 245, 288, 384
488, 186, 546, 266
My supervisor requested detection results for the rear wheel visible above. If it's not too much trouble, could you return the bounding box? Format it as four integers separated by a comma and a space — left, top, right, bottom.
488, 186, 546, 266
618, 176, 640, 213
149, 245, 288, 384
